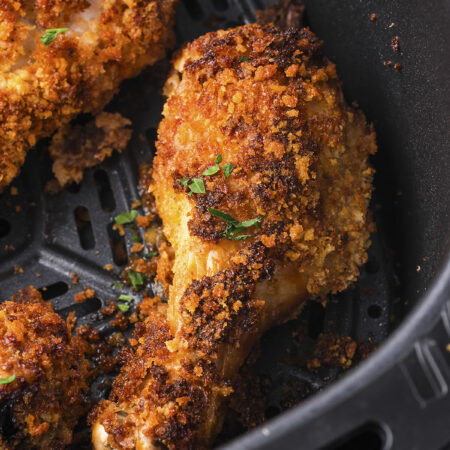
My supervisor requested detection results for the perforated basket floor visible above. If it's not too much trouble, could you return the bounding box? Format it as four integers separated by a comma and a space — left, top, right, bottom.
0, 0, 399, 447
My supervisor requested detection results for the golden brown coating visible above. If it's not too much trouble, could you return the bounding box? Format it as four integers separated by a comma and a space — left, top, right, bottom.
0, 0, 177, 190
92, 24, 376, 449
0, 287, 90, 449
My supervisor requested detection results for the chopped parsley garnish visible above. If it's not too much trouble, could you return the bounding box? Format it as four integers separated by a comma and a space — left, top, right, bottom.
223, 163, 234, 178
40, 28, 69, 46
0, 374, 16, 384
115, 210, 138, 225
119, 294, 133, 302
202, 165, 220, 176
202, 154, 223, 176
239, 55, 250, 62
112, 282, 123, 290
117, 303, 130, 312
207, 208, 263, 241
128, 269, 144, 289
178, 178, 189, 186
144, 251, 159, 259
188, 178, 205, 195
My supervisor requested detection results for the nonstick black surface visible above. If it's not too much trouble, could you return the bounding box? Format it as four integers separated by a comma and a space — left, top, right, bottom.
0, 1, 449, 450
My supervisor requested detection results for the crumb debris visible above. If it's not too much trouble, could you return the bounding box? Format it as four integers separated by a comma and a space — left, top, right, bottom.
394, 63, 402, 72
71, 273, 79, 285
48, 112, 132, 189
383, 60, 392, 67
14, 264, 24, 274
391, 36, 400, 53
74, 287, 96, 304
370, 13, 377, 22
103, 264, 114, 271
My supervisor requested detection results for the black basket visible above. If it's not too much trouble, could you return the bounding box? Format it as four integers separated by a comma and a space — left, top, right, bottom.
0, 1, 449, 449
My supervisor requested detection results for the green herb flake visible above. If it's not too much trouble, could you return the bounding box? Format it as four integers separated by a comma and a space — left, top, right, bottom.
202, 165, 220, 176
115, 210, 138, 225
239, 55, 250, 62
0, 374, 16, 385
207, 208, 239, 225
208, 208, 262, 241
40, 28, 69, 46
117, 303, 130, 313
112, 282, 123, 290
222, 163, 234, 178
128, 269, 144, 290
188, 178, 206, 194
215, 154, 223, 164
119, 294, 133, 302
144, 251, 159, 260
178, 178, 189, 186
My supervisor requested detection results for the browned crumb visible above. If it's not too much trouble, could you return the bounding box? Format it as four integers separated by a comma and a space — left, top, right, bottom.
110, 311, 129, 330
370, 13, 377, 22
104, 264, 115, 271
137, 215, 153, 228
131, 199, 143, 209
101, 301, 118, 316
130, 242, 145, 253
71, 272, 79, 285
394, 63, 403, 72
74, 287, 95, 304
391, 36, 400, 52
10, 186, 18, 195
384, 60, 392, 67
49, 112, 132, 188
14, 264, 24, 274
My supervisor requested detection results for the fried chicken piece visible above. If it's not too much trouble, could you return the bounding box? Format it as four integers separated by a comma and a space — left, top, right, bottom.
92, 24, 377, 449
0, 0, 176, 191
49, 112, 132, 188
0, 287, 90, 449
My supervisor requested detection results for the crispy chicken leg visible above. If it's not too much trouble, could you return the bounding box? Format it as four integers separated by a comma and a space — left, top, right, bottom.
0, 287, 90, 449
92, 24, 377, 449
0, 0, 176, 191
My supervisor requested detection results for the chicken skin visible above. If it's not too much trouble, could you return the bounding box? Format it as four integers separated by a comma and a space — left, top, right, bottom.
0, 0, 176, 191
92, 24, 377, 449
0, 287, 90, 449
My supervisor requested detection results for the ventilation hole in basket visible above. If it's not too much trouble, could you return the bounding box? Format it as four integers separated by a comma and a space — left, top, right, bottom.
39, 281, 69, 300
66, 182, 81, 194
94, 170, 116, 212
146, 127, 158, 149
308, 301, 325, 339
58, 297, 102, 320
212, 0, 228, 11
0, 219, 11, 238
322, 422, 384, 450
265, 406, 281, 419
74, 206, 95, 249
365, 258, 380, 274
367, 304, 382, 319
108, 223, 128, 266
181, 0, 203, 19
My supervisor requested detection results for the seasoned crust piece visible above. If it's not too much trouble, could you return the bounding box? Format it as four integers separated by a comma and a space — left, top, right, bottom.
0, 287, 90, 449
0, 0, 177, 191
92, 24, 376, 449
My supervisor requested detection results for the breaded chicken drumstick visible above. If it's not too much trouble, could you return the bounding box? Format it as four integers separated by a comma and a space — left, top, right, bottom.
0, 287, 90, 449
0, 0, 176, 191
92, 24, 377, 449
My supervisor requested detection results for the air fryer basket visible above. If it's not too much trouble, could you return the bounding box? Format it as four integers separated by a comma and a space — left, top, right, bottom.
0, 1, 448, 449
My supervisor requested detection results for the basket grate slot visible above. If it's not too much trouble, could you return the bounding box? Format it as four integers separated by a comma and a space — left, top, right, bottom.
0, 219, 10, 238
107, 223, 128, 266
74, 206, 96, 250
94, 170, 116, 213
39, 281, 69, 301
